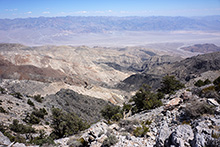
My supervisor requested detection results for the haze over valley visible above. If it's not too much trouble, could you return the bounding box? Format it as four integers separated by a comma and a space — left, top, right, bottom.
0, 0, 220, 147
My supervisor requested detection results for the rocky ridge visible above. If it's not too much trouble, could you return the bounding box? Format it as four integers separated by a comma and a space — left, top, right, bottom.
30, 88, 220, 147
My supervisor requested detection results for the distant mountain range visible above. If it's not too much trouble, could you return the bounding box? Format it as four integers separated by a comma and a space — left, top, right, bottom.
0, 16, 220, 32
181, 43, 220, 53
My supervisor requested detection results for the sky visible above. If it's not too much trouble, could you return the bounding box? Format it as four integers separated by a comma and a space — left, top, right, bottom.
0, 0, 220, 19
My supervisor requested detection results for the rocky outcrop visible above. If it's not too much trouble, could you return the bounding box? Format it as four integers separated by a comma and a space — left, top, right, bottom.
0, 131, 11, 146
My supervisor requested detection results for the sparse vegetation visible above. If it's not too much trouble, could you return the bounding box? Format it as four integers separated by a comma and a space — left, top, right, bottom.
132, 84, 162, 113
213, 76, 220, 93
25, 108, 48, 124
9, 119, 36, 134
11, 92, 23, 99
184, 101, 215, 119
0, 106, 7, 113
101, 134, 118, 147
194, 79, 212, 87
0, 86, 6, 94
133, 125, 149, 137
32, 108, 48, 119
27, 99, 35, 107
100, 104, 122, 121
30, 130, 55, 146
158, 75, 185, 94
50, 108, 89, 139
32, 94, 44, 103
25, 113, 41, 124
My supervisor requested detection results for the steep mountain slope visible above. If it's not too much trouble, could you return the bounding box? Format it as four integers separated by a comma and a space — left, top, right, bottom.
118, 52, 220, 91
2, 43, 175, 101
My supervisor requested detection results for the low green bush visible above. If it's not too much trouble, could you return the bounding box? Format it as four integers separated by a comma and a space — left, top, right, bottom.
32, 108, 48, 119
27, 99, 34, 107
33, 94, 44, 103
30, 130, 54, 146
101, 135, 118, 147
0, 106, 7, 113
10, 119, 36, 134
11, 92, 23, 99
50, 108, 89, 139
194, 79, 212, 87
133, 124, 149, 137
132, 85, 162, 113
184, 101, 215, 119
0, 86, 6, 94
100, 104, 122, 121
158, 75, 185, 94
24, 113, 41, 124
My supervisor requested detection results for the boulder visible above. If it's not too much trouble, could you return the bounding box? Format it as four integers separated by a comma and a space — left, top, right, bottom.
81, 121, 108, 143
155, 121, 171, 146
12, 142, 26, 147
0, 131, 11, 146
170, 125, 194, 147
207, 98, 219, 106
166, 98, 182, 107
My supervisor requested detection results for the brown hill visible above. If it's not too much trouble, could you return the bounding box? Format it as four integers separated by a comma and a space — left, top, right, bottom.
0, 56, 65, 83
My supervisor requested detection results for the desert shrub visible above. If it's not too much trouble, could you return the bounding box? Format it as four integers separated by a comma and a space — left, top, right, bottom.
213, 76, 220, 94
144, 120, 152, 125
27, 99, 34, 107
30, 130, 54, 146
111, 113, 123, 122
100, 104, 122, 121
132, 84, 162, 113
11, 92, 23, 99
0, 86, 6, 94
101, 135, 118, 147
68, 137, 89, 147
10, 119, 35, 134
204, 79, 212, 85
133, 124, 149, 137
0, 106, 7, 113
32, 108, 48, 119
159, 75, 185, 94
122, 103, 132, 114
194, 79, 205, 87
24, 108, 47, 124
194, 79, 212, 87
213, 76, 220, 85
25, 113, 41, 124
212, 132, 220, 139
33, 94, 44, 103
50, 108, 89, 139
119, 119, 139, 133
4, 131, 26, 143
184, 101, 215, 119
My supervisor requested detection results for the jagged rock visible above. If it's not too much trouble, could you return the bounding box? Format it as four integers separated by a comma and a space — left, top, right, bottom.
0, 131, 11, 146
181, 90, 192, 101
55, 137, 69, 147
207, 98, 219, 106
109, 124, 120, 131
166, 98, 182, 107
191, 133, 206, 147
155, 121, 171, 147
170, 125, 194, 147
12, 142, 26, 147
81, 121, 108, 143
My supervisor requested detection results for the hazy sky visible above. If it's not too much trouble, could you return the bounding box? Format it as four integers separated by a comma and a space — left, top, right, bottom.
0, 0, 220, 18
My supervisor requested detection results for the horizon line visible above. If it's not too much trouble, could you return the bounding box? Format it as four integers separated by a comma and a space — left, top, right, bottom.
1, 14, 220, 20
